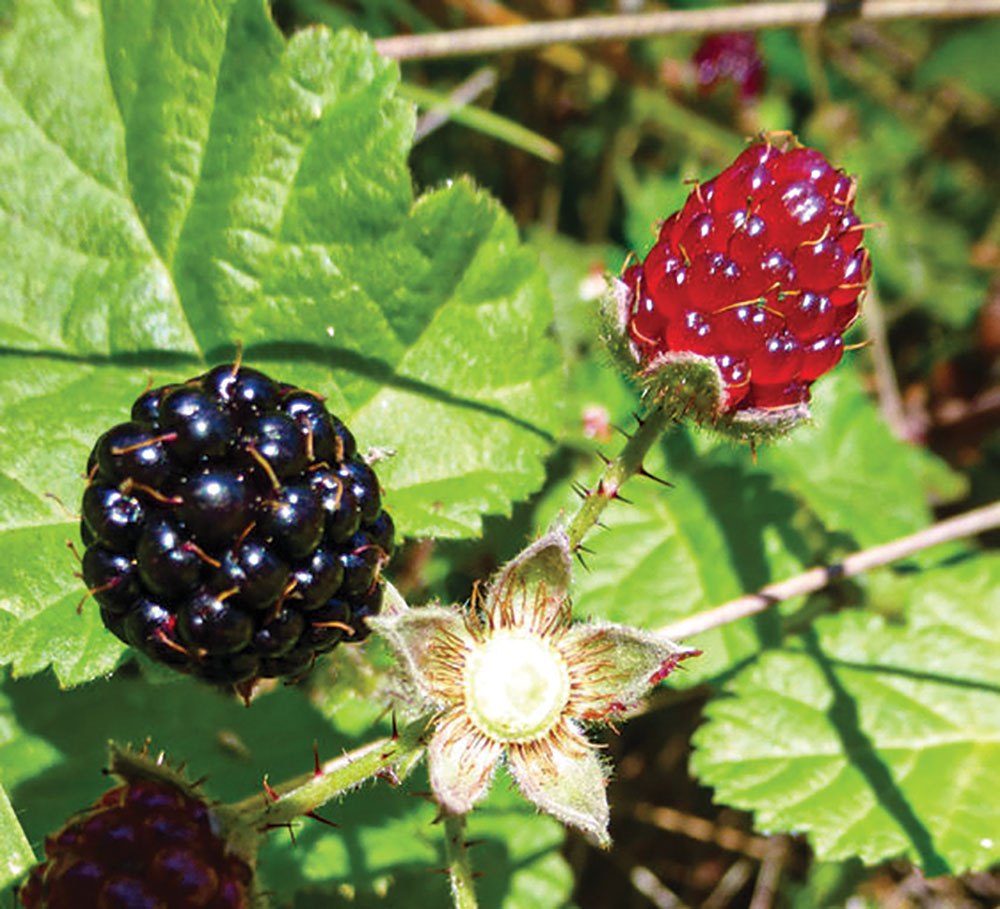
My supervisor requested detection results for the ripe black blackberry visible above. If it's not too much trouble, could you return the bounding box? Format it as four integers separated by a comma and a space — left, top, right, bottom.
17, 748, 256, 909
80, 363, 394, 688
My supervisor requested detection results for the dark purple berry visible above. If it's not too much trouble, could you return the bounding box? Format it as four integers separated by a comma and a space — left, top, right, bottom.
258, 484, 323, 559
197, 651, 261, 685
310, 468, 361, 543
252, 607, 306, 658
304, 599, 351, 653
178, 469, 250, 552
242, 413, 308, 478
338, 531, 382, 597
260, 645, 314, 680
291, 547, 345, 610
219, 540, 290, 611
346, 586, 383, 642
363, 511, 396, 558
123, 598, 190, 669
80, 364, 393, 689
100, 605, 129, 644
98, 425, 173, 492
135, 518, 203, 600
159, 388, 234, 463
130, 385, 173, 428
18, 777, 254, 909
204, 365, 278, 416
80, 517, 96, 548
281, 391, 335, 461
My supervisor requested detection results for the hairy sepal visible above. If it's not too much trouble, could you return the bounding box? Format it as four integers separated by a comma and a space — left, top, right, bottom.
109, 742, 261, 877
485, 528, 573, 613
565, 622, 700, 721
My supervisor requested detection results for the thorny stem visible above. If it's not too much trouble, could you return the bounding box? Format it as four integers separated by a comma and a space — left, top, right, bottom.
227, 716, 430, 830
656, 500, 1000, 640
445, 814, 480, 909
564, 399, 674, 552
374, 0, 1000, 60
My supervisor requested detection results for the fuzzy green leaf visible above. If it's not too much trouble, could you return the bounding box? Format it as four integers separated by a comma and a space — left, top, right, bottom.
0, 783, 35, 891
754, 370, 964, 549
1, 0, 562, 682
691, 556, 1000, 874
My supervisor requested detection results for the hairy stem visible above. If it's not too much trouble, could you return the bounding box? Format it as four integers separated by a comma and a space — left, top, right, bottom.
445, 814, 480, 909
565, 401, 674, 551
226, 716, 430, 829
657, 500, 1000, 640
374, 0, 1000, 60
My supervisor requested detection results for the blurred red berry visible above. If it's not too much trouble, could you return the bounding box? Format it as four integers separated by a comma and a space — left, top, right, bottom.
18, 779, 252, 909
693, 32, 766, 102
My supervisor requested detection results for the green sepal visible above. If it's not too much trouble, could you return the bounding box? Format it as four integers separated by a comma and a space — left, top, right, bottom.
485, 529, 573, 614
108, 742, 262, 883
506, 730, 612, 849
564, 621, 700, 719
367, 603, 468, 714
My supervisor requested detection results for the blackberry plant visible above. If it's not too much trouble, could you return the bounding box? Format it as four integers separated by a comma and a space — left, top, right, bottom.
3, 1, 1000, 908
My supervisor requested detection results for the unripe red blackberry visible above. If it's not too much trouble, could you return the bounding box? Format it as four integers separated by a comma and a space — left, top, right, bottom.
620, 138, 869, 419
692, 32, 766, 102
17, 774, 254, 909
80, 364, 395, 689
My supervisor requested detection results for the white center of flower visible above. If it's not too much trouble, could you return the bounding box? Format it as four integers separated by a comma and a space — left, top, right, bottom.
464, 629, 571, 742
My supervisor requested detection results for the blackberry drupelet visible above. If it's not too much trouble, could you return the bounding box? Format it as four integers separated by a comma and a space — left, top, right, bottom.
80, 364, 394, 688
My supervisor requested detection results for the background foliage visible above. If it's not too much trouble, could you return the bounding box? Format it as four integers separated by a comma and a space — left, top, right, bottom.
3, 0, 1000, 906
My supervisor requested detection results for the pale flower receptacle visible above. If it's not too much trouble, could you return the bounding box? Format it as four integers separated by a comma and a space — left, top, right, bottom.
370, 530, 700, 846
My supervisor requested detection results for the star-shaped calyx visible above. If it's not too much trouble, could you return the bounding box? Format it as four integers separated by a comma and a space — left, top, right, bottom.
369, 530, 699, 846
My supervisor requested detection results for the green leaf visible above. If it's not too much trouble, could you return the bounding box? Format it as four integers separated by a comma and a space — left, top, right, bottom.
754, 369, 964, 549
915, 22, 1000, 100
1, 0, 561, 521
0, 783, 35, 891
1, 0, 563, 682
691, 555, 1000, 874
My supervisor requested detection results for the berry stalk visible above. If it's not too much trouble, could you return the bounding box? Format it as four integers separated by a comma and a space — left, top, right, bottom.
227, 716, 429, 830
445, 815, 480, 909
564, 398, 675, 552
